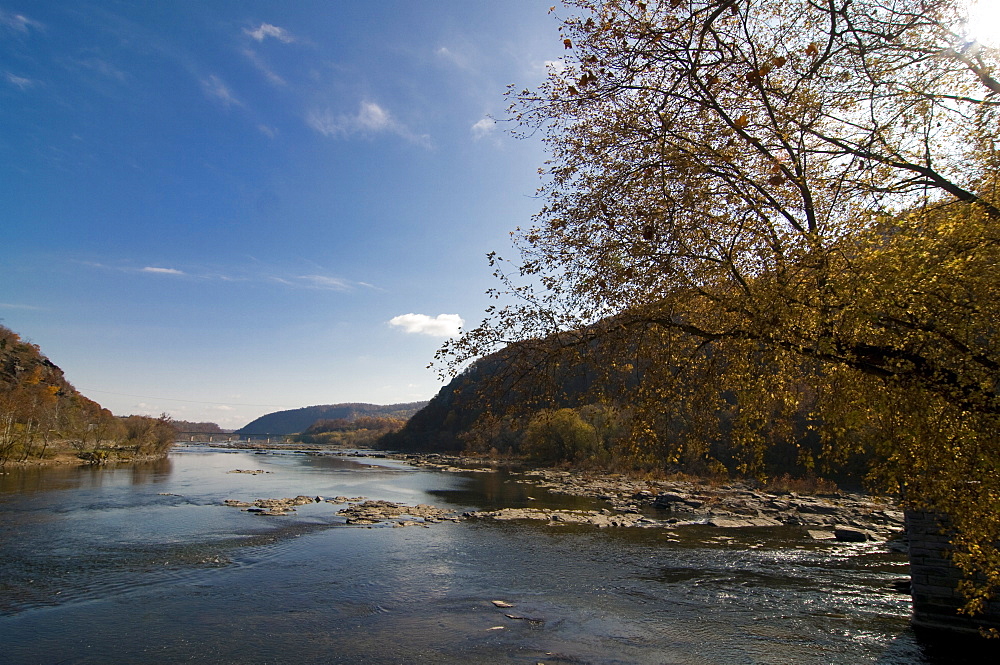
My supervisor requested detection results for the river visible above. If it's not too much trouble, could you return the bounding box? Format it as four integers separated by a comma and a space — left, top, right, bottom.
0, 445, 988, 663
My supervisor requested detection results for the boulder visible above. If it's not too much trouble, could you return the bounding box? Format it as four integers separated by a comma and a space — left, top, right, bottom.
833, 525, 873, 542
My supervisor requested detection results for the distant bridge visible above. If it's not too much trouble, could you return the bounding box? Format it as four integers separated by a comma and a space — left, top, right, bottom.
175, 431, 291, 443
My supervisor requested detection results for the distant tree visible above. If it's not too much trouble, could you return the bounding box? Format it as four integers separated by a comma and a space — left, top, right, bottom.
439, 0, 1000, 617
522, 408, 601, 464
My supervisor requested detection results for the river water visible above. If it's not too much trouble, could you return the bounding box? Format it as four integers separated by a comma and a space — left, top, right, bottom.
0, 445, 988, 664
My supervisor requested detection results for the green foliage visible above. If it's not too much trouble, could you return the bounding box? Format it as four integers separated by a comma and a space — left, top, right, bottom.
294, 415, 406, 446
522, 408, 601, 464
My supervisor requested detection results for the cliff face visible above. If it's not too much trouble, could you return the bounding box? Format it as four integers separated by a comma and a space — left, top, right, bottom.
0, 325, 106, 423
236, 402, 428, 436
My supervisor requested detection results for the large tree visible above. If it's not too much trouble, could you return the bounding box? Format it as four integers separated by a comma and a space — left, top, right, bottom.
439, 0, 1000, 617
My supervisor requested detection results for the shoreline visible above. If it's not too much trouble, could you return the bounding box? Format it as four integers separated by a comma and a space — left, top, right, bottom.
201, 444, 904, 542
0, 448, 171, 469
384, 451, 905, 541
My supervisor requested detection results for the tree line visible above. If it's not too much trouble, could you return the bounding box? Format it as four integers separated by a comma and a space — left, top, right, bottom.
295, 416, 406, 446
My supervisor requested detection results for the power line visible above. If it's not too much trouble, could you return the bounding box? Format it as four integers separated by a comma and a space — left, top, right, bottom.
79, 388, 299, 409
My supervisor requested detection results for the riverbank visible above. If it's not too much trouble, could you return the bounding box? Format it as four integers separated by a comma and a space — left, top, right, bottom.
384, 451, 901, 531
213, 446, 904, 543
0, 444, 171, 469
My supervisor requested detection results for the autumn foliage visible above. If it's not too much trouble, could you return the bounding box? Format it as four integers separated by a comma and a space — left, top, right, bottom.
0, 324, 176, 464
437, 0, 1000, 617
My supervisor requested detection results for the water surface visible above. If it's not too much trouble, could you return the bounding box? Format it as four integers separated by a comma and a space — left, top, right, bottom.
0, 446, 986, 663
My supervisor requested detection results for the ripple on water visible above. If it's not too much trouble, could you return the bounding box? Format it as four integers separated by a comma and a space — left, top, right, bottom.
0, 448, 954, 665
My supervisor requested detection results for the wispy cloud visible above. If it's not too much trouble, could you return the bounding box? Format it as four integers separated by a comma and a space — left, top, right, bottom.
307, 101, 430, 147
0, 9, 43, 33
244, 23, 295, 43
84, 260, 371, 292
73, 57, 126, 82
4, 72, 35, 90
201, 74, 242, 107
0, 302, 43, 310
242, 48, 285, 86
296, 275, 351, 291
141, 266, 185, 275
389, 313, 464, 338
435, 46, 472, 70
471, 117, 497, 140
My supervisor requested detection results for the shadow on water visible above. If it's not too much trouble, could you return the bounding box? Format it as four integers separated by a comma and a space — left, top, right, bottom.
0, 456, 173, 495
426, 467, 608, 511
871, 627, 1000, 665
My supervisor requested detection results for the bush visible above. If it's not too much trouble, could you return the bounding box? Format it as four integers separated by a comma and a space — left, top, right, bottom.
521, 408, 602, 465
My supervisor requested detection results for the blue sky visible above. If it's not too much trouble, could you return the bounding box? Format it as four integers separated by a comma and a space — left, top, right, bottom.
0, 1, 563, 428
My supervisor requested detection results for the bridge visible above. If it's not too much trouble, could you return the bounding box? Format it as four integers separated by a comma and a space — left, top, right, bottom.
175, 431, 291, 443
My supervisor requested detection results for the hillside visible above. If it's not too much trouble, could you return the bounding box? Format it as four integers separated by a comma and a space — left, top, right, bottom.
377, 329, 862, 480
237, 401, 428, 436
0, 324, 175, 464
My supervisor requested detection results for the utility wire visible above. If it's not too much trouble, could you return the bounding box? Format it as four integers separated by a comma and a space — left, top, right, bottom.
79, 388, 299, 409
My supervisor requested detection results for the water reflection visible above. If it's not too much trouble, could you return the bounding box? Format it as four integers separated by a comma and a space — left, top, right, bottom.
0, 456, 173, 495
0, 446, 980, 664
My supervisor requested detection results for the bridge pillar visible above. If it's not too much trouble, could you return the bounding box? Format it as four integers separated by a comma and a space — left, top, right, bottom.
906, 511, 1000, 635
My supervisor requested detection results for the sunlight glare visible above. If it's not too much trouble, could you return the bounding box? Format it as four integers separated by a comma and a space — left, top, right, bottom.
964, 0, 1000, 49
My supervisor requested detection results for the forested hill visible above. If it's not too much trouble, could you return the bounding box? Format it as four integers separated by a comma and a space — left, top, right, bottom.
0, 324, 105, 422
1, 324, 176, 464
236, 402, 428, 436
378, 330, 861, 480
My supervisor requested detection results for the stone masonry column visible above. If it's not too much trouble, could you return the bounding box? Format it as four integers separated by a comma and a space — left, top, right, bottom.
906, 510, 1000, 635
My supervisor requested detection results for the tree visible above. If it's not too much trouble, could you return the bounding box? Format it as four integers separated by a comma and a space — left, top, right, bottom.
522, 408, 602, 464
439, 0, 1000, 618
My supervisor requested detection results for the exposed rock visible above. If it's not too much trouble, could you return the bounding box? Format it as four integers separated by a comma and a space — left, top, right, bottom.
808, 530, 837, 540
496, 465, 903, 540
834, 525, 874, 542
338, 500, 463, 526
706, 516, 783, 528
325, 496, 368, 504
222, 494, 318, 515
466, 507, 657, 528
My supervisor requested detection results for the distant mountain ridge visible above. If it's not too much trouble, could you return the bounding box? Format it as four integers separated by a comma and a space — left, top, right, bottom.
236, 402, 429, 435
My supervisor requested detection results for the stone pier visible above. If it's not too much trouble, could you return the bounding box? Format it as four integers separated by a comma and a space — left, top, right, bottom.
906, 510, 1000, 635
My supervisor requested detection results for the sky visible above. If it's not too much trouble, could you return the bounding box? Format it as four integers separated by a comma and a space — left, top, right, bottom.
0, 1, 564, 429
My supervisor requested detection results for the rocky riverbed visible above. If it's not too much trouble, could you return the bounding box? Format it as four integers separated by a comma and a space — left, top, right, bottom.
510, 467, 904, 541
221, 451, 905, 544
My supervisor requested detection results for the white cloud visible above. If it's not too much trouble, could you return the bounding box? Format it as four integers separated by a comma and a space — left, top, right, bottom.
202, 75, 242, 107
244, 23, 295, 43
258, 124, 277, 138
471, 117, 497, 139
297, 275, 351, 291
0, 10, 43, 33
356, 101, 391, 131
389, 313, 464, 338
307, 101, 430, 146
4, 72, 34, 90
436, 46, 472, 70
74, 57, 126, 82
0, 302, 42, 310
141, 266, 185, 275
543, 59, 567, 75
242, 48, 285, 86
